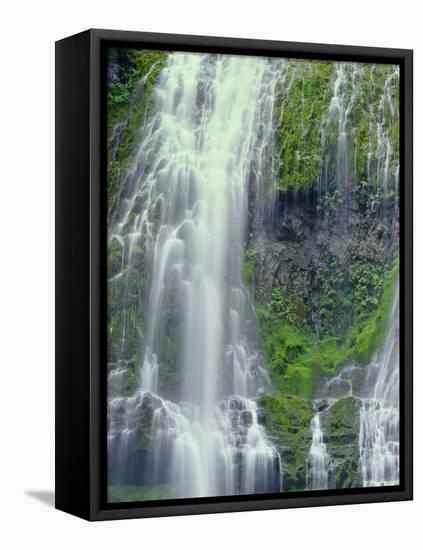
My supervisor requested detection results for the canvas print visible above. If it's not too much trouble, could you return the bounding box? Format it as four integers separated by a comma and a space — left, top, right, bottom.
106, 48, 400, 503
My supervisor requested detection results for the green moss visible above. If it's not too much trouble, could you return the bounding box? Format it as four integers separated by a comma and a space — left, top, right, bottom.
274, 60, 334, 191
348, 257, 398, 362
324, 397, 362, 487
314, 252, 351, 337
351, 64, 400, 187
350, 258, 385, 319
259, 393, 314, 490
256, 258, 398, 398
107, 249, 147, 365
126, 363, 139, 394
107, 48, 168, 204
274, 62, 399, 197
256, 317, 314, 398
277, 365, 315, 400
107, 48, 167, 134
107, 238, 123, 279
108, 483, 172, 503
325, 397, 361, 437
243, 248, 258, 289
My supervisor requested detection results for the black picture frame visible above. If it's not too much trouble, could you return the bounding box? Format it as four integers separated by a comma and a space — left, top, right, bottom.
55, 28, 413, 521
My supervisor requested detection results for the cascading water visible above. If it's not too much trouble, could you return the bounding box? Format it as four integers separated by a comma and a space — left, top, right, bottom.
307, 411, 334, 490
107, 53, 400, 498
359, 290, 399, 486
108, 52, 284, 498
311, 289, 400, 488
305, 63, 400, 490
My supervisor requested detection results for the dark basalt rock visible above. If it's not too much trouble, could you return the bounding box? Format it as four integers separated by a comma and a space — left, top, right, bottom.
239, 409, 253, 427
322, 396, 362, 488
257, 393, 314, 492
315, 399, 331, 412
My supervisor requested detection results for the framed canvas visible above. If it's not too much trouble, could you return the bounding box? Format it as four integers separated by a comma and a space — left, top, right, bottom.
55, 29, 413, 521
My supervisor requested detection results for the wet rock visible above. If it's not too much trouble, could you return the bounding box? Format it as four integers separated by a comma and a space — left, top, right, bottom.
227, 396, 246, 411
315, 399, 330, 412
256, 408, 266, 425
258, 393, 314, 491
240, 410, 253, 427
323, 396, 362, 488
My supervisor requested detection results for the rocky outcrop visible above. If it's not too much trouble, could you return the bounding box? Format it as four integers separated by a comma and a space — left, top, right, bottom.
322, 396, 362, 488
258, 393, 314, 490
251, 188, 398, 337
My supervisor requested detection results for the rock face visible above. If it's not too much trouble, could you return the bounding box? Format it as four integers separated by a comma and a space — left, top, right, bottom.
322, 397, 362, 488
108, 391, 160, 486
106, 54, 400, 496
258, 394, 314, 491
245, 63, 400, 402
251, 189, 398, 338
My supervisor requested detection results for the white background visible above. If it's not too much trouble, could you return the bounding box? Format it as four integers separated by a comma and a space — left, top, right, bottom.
0, 0, 420, 548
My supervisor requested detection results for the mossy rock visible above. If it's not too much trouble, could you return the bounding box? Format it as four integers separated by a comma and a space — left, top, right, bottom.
107, 49, 168, 205
274, 60, 334, 191
258, 393, 314, 491
253, 257, 398, 399
323, 396, 362, 488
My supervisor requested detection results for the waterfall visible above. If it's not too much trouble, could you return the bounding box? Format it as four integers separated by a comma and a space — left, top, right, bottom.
307, 411, 334, 490
107, 52, 400, 498
107, 52, 284, 498
318, 62, 399, 209
311, 289, 400, 488
359, 290, 400, 486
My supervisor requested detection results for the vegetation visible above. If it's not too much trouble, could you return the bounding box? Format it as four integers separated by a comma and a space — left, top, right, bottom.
108, 484, 171, 503
107, 48, 167, 203
107, 239, 147, 369
107, 48, 167, 134
246, 251, 398, 399
324, 397, 362, 487
274, 60, 334, 191
274, 61, 399, 198
106, 52, 400, 496
259, 393, 314, 490
107, 50, 169, 379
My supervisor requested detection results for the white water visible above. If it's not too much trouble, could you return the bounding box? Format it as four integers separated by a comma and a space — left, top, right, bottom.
108, 55, 400, 496
107, 52, 284, 497
306, 63, 400, 489
311, 290, 400, 488
307, 411, 334, 490
359, 291, 400, 486
318, 63, 399, 210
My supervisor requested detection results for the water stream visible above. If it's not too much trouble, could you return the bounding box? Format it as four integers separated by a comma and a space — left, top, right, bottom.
108, 52, 284, 498
308, 291, 400, 488
107, 54, 400, 498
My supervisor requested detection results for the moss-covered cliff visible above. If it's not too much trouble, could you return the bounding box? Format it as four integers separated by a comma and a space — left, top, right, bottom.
258, 394, 314, 490
106, 51, 400, 495
247, 61, 399, 402
323, 397, 362, 488
107, 48, 168, 395
107, 48, 167, 207
246, 61, 399, 491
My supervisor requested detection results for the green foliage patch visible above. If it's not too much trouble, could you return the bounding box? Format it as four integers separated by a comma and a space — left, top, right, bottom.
274, 60, 334, 191
107, 48, 167, 203
259, 393, 314, 490
274, 61, 399, 200
108, 484, 172, 503
252, 258, 398, 399
323, 396, 362, 487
